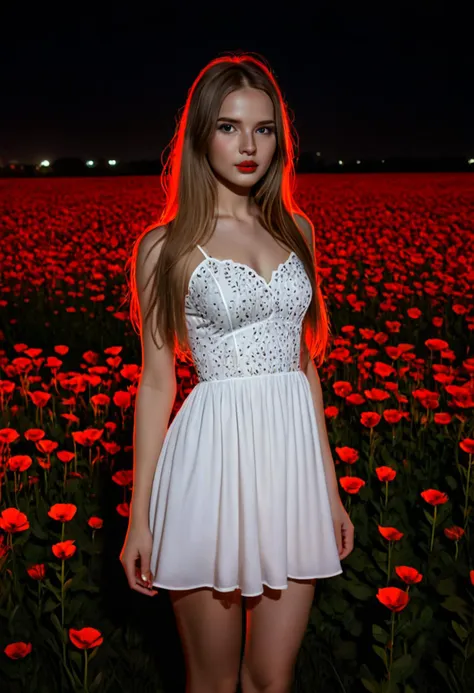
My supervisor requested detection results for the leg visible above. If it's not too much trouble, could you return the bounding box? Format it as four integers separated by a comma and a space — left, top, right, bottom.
169, 586, 243, 693
241, 578, 317, 693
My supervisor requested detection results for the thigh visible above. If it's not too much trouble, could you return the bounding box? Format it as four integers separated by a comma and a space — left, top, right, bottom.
170, 587, 243, 686
242, 578, 316, 688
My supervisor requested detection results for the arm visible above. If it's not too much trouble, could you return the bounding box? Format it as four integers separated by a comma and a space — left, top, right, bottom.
294, 213, 342, 508
129, 226, 178, 528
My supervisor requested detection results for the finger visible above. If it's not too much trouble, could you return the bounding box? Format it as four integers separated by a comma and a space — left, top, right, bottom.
135, 566, 155, 591
132, 582, 159, 596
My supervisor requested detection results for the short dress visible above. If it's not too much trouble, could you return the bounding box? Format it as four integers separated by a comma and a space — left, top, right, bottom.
148, 243, 343, 597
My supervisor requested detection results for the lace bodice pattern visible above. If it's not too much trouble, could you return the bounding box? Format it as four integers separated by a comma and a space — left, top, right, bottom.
184, 245, 312, 382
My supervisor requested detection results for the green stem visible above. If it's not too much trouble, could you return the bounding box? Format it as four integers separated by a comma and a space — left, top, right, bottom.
84, 650, 89, 693
430, 507, 438, 552
388, 611, 396, 691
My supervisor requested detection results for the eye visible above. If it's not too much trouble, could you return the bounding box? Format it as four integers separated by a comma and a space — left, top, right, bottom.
217, 124, 275, 135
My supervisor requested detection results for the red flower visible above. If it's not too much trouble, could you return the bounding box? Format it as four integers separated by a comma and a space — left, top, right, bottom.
57, 450, 75, 464
434, 413, 452, 424
364, 388, 390, 402
55, 345, 69, 355
113, 391, 131, 409
375, 466, 397, 482
37, 439, 58, 454
27, 563, 46, 580
88, 516, 103, 529
52, 539, 77, 559
90, 393, 111, 408
333, 381, 352, 397
394, 566, 423, 585
376, 586, 410, 612
335, 447, 359, 464
24, 428, 46, 442
7, 455, 33, 472
425, 338, 449, 352
0, 428, 20, 445
339, 476, 366, 494
421, 489, 449, 506
383, 410, 404, 424
444, 526, 465, 541
120, 364, 140, 381
116, 502, 130, 517
29, 391, 52, 408
378, 526, 404, 541
72, 429, 104, 446
112, 469, 134, 487
4, 642, 32, 659
69, 627, 103, 650
48, 503, 77, 522
361, 412, 381, 428
104, 346, 123, 356
460, 438, 474, 455
0, 508, 30, 533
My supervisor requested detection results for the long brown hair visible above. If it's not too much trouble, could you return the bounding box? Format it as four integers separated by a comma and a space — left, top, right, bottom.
126, 52, 331, 368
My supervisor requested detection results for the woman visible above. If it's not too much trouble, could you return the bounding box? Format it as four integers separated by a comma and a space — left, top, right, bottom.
120, 52, 354, 693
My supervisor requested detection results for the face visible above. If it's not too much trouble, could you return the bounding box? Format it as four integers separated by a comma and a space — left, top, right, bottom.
207, 87, 277, 191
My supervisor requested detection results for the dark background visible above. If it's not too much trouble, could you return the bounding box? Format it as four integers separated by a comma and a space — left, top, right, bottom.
2, 2, 472, 166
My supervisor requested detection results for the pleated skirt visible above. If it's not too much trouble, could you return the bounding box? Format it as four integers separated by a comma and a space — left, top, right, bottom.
148, 369, 343, 597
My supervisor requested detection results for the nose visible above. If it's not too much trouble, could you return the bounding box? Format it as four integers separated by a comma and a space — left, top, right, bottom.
239, 133, 257, 156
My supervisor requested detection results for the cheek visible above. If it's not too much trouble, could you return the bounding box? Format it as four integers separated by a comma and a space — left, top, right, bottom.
208, 135, 234, 163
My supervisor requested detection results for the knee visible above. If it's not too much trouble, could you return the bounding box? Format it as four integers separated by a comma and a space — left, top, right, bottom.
240, 659, 293, 693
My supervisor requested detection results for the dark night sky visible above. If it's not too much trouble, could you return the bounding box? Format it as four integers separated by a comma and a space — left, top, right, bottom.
2, 3, 472, 165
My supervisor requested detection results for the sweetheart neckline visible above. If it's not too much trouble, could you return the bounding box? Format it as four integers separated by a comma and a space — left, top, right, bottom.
185, 251, 297, 300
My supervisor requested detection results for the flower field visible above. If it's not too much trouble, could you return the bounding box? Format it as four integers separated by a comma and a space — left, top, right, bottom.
0, 173, 473, 693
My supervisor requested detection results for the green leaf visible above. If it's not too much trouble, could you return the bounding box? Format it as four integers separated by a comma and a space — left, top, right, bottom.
43, 597, 59, 613
391, 653, 413, 681
436, 577, 456, 596
372, 624, 388, 644
422, 509, 434, 525
418, 605, 433, 628
372, 644, 387, 666
451, 620, 469, 641
441, 596, 470, 622
343, 581, 373, 600
50, 613, 66, 643
445, 475, 458, 490
334, 639, 357, 660
361, 678, 381, 693
89, 671, 104, 693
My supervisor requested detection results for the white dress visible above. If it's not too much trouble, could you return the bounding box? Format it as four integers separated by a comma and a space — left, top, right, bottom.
148, 244, 343, 597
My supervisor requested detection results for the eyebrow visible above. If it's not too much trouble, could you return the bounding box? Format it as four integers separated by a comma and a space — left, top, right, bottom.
217, 117, 275, 125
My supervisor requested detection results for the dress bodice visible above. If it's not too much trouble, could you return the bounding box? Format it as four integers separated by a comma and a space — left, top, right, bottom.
184, 245, 312, 382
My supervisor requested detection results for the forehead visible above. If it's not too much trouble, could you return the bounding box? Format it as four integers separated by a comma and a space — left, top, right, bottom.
218, 88, 274, 117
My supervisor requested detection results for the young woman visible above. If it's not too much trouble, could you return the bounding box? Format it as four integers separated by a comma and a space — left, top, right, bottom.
120, 53, 354, 693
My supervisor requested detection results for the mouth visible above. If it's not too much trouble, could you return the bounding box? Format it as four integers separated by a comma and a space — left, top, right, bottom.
235, 163, 258, 172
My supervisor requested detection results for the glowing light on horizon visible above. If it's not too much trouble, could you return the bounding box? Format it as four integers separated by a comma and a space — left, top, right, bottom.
108, 159, 117, 166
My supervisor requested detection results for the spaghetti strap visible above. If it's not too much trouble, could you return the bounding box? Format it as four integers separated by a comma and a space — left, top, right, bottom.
196, 244, 210, 259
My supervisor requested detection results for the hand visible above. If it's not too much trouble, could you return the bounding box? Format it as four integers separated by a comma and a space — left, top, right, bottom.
119, 523, 159, 597
330, 497, 354, 561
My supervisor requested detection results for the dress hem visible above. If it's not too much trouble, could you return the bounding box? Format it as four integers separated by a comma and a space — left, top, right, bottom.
151, 569, 343, 598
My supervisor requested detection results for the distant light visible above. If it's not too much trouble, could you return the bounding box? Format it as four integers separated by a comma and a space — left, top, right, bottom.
316, 152, 321, 157
40, 160, 50, 167
356, 160, 361, 164
381, 159, 385, 163
338, 160, 343, 165
468, 158, 474, 165
108, 159, 117, 166
86, 160, 95, 167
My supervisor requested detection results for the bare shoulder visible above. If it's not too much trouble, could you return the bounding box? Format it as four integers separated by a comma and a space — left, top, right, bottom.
293, 212, 314, 256
135, 225, 168, 289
